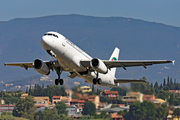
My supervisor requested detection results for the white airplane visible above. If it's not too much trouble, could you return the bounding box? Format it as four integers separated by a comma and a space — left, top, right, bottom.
4, 31, 174, 87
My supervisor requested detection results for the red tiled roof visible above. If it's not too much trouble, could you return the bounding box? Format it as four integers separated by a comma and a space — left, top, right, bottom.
89, 95, 96, 98
103, 91, 119, 95
143, 95, 155, 97
53, 96, 61, 99
70, 99, 85, 103
0, 105, 15, 107
111, 113, 123, 119
80, 97, 88, 100
125, 100, 138, 102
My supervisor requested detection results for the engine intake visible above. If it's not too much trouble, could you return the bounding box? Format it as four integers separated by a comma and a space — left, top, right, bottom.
90, 58, 108, 74
33, 59, 50, 75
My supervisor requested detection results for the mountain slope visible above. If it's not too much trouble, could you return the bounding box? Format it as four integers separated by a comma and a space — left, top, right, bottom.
0, 14, 179, 83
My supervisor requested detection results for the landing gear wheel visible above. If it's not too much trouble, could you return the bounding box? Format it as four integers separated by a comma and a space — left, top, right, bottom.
55, 79, 59, 85
97, 78, 102, 84
59, 79, 63, 85
93, 78, 97, 84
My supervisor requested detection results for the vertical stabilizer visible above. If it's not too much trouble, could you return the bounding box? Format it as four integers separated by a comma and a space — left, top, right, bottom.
109, 47, 120, 77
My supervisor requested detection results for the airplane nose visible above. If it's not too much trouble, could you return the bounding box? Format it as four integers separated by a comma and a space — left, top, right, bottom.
41, 36, 51, 50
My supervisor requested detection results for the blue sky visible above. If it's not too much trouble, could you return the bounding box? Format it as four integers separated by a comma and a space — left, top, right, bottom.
0, 0, 180, 27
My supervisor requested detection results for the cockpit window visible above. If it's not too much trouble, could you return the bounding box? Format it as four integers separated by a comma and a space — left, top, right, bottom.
44, 33, 58, 38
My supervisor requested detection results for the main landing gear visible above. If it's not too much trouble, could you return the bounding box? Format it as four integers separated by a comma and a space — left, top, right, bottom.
93, 72, 102, 85
54, 67, 64, 85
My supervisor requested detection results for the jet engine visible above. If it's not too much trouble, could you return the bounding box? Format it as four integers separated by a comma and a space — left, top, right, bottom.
33, 59, 50, 75
90, 58, 108, 74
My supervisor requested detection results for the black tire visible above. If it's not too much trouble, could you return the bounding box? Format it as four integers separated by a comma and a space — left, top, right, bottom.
93, 78, 97, 84
55, 79, 59, 85
98, 78, 102, 84
59, 79, 63, 85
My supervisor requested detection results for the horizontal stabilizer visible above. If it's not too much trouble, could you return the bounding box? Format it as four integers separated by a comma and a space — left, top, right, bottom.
114, 79, 146, 84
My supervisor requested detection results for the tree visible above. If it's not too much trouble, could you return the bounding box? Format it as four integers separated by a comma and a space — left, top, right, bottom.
169, 94, 175, 106
156, 107, 167, 120
173, 108, 180, 120
111, 87, 126, 96
128, 101, 156, 120
34, 111, 44, 120
12, 96, 36, 120
43, 107, 58, 120
156, 90, 170, 100
82, 101, 96, 116
56, 101, 68, 115
163, 78, 166, 86
129, 102, 142, 120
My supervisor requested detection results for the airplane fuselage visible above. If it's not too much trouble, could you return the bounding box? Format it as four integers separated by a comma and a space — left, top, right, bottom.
41, 32, 118, 87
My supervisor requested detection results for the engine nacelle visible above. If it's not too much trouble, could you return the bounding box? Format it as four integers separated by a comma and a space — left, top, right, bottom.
90, 58, 108, 74
33, 59, 50, 75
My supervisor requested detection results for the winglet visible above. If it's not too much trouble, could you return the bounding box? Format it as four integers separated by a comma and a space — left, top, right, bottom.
172, 60, 175, 65
4, 63, 6, 67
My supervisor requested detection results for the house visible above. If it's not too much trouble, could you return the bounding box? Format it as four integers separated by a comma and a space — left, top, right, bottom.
20, 93, 28, 99
67, 106, 82, 118
0, 105, 15, 114
60, 96, 72, 106
80, 86, 92, 93
101, 90, 119, 98
79, 96, 89, 102
111, 113, 124, 120
88, 95, 100, 109
143, 95, 156, 102
33, 97, 50, 107
52, 96, 61, 104
52, 96, 72, 105
122, 92, 143, 105
169, 90, 180, 94
152, 99, 166, 105
70, 99, 85, 111
0, 99, 5, 104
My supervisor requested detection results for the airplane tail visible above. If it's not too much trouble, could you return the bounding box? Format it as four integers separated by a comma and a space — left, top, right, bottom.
109, 47, 120, 77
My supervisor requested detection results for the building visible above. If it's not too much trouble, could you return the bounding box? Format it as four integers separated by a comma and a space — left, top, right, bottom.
88, 95, 100, 109
152, 99, 166, 105
52, 96, 61, 104
60, 96, 72, 106
33, 97, 50, 107
20, 93, 28, 99
70, 99, 85, 111
101, 90, 119, 98
52, 96, 72, 105
122, 92, 143, 105
111, 113, 124, 120
0, 99, 5, 105
143, 95, 156, 102
169, 90, 180, 94
0, 105, 15, 115
67, 106, 81, 118
80, 86, 92, 93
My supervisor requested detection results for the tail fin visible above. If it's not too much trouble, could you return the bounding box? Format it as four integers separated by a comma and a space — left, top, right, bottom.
109, 47, 120, 77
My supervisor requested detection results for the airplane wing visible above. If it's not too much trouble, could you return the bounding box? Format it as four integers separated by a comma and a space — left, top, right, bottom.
81, 60, 174, 70
4, 62, 33, 70
114, 79, 146, 83
103, 60, 173, 70
4, 60, 60, 70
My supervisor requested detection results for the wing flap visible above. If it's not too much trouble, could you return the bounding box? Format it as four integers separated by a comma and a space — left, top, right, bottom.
114, 79, 146, 84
